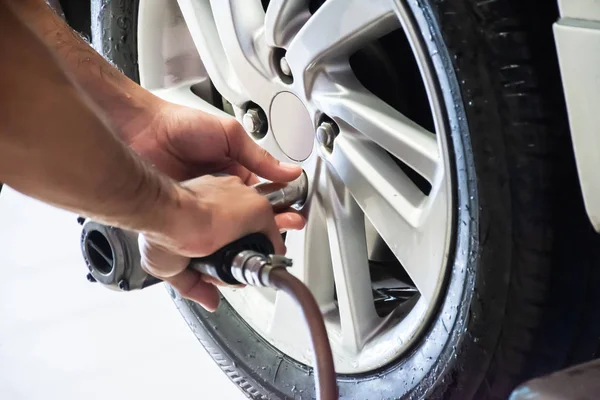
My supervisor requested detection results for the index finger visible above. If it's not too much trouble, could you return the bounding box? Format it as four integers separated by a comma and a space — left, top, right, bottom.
222, 119, 301, 182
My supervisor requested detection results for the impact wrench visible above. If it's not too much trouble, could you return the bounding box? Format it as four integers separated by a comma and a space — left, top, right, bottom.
79, 171, 338, 400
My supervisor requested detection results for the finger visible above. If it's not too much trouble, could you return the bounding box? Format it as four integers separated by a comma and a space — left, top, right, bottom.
275, 211, 306, 231
264, 220, 287, 255
222, 119, 302, 182
165, 269, 220, 312
246, 174, 260, 185
181, 174, 244, 190
221, 163, 260, 185
201, 274, 245, 288
138, 234, 189, 278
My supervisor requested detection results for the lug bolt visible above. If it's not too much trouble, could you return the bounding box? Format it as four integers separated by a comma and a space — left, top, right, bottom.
118, 279, 130, 291
279, 56, 292, 77
316, 121, 338, 150
242, 108, 266, 137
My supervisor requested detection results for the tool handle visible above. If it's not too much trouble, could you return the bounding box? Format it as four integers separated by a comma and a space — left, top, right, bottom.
81, 171, 304, 291
188, 233, 274, 285
141, 233, 274, 288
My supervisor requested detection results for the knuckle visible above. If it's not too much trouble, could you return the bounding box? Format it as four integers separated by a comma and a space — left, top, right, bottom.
222, 117, 241, 131
231, 176, 244, 185
222, 119, 243, 140
223, 175, 243, 185
140, 260, 158, 277
257, 196, 271, 211
261, 148, 276, 163
259, 206, 275, 223
176, 283, 192, 298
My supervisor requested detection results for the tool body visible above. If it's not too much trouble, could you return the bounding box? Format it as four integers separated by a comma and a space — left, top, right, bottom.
79, 172, 338, 400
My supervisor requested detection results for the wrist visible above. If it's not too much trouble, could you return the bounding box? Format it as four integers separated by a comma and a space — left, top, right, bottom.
100, 87, 162, 144
100, 153, 182, 234
131, 167, 184, 235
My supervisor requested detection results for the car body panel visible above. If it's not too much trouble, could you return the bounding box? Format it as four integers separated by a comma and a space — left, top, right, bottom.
555, 0, 600, 231
558, 0, 600, 20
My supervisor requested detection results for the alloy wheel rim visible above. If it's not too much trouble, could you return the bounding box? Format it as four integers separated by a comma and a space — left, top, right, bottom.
137, 0, 455, 373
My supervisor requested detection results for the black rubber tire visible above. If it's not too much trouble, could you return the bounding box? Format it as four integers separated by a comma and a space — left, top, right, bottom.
59, 0, 91, 40
91, 0, 139, 82
95, 0, 600, 399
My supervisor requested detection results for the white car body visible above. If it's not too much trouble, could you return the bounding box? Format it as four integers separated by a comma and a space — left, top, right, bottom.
555, 0, 600, 230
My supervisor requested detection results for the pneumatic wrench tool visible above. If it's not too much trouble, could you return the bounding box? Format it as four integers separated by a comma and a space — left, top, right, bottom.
79, 171, 338, 400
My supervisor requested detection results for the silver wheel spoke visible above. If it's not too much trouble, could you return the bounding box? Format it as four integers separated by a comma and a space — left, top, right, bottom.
269, 181, 330, 355
286, 0, 399, 91
413, 177, 451, 302
150, 80, 231, 118
316, 80, 439, 182
284, 197, 336, 307
207, 0, 277, 105
327, 134, 445, 302
322, 167, 380, 354
175, 0, 246, 106
269, 291, 315, 358
264, 0, 311, 48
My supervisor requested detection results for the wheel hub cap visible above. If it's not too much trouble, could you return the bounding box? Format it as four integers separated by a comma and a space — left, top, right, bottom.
269, 92, 314, 161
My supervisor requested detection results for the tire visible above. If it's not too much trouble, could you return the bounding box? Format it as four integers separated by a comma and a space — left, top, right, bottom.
91, 0, 139, 82
94, 0, 600, 399
58, 0, 91, 40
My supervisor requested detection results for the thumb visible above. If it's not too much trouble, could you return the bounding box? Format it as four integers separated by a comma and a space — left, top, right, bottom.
223, 119, 302, 182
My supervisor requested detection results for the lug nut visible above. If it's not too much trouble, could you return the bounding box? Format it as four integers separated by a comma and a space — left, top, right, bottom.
316, 121, 338, 150
242, 108, 266, 137
279, 56, 292, 77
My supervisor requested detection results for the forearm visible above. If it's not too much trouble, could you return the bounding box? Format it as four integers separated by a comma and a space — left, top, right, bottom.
7, 0, 156, 144
0, 3, 178, 233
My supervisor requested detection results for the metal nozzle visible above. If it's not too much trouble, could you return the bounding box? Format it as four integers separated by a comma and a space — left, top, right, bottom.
254, 170, 308, 212
230, 251, 294, 287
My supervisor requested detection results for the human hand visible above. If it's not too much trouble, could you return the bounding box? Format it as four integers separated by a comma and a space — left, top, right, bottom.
125, 99, 297, 184
123, 98, 306, 310
139, 175, 305, 311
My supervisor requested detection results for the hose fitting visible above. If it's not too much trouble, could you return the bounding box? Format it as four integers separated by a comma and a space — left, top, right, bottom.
230, 251, 293, 287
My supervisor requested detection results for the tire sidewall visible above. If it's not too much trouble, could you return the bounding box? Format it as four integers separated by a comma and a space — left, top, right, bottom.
91, 0, 139, 82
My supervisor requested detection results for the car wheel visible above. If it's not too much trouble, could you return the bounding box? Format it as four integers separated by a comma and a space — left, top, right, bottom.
93, 0, 600, 398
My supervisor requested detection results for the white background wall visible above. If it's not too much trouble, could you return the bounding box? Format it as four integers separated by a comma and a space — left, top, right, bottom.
0, 187, 244, 400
